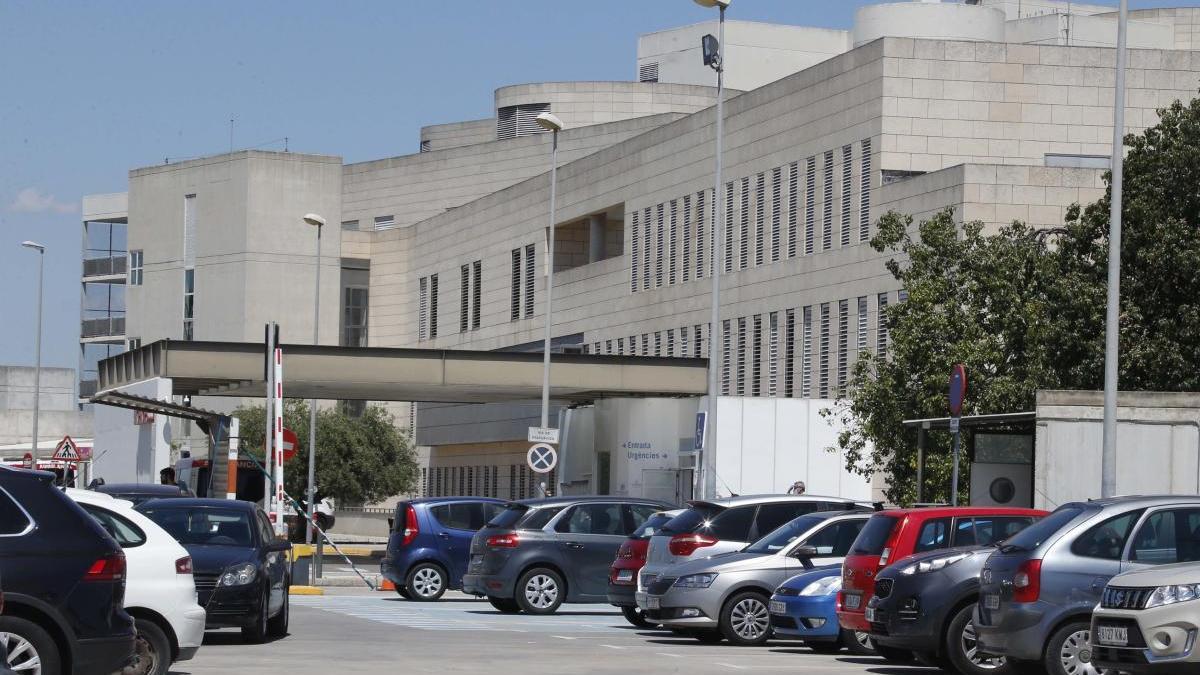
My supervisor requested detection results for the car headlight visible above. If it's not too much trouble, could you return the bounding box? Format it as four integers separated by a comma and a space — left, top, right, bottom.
899, 552, 970, 576
800, 576, 843, 596
220, 563, 258, 586
1145, 584, 1200, 609
674, 573, 718, 589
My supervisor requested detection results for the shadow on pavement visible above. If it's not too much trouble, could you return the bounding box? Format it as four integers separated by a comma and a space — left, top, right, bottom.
200, 630, 290, 647
465, 610, 618, 617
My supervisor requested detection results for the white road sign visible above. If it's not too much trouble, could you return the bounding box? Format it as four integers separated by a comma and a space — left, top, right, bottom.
527, 443, 558, 474
527, 427, 560, 444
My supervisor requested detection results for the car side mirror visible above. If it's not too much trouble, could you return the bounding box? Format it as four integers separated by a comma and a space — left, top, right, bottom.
267, 539, 291, 552
792, 544, 819, 558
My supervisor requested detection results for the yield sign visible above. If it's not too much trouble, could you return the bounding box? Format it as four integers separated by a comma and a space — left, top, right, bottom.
53, 436, 81, 461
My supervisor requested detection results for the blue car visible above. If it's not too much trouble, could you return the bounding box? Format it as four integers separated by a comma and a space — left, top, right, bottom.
381, 497, 506, 601
769, 566, 875, 655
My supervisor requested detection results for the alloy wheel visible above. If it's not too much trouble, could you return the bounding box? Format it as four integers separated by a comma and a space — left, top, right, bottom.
730, 597, 770, 640
855, 631, 873, 651
1, 632, 42, 675
412, 567, 444, 598
961, 620, 1005, 670
1059, 629, 1099, 675
523, 574, 559, 609
122, 632, 158, 675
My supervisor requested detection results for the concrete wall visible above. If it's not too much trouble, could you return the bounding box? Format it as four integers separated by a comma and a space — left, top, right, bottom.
0, 366, 90, 448
981, 0, 1116, 21
495, 82, 723, 132
91, 377, 172, 484
593, 398, 697, 502
1005, 13, 1174, 49
1119, 8, 1200, 50
1035, 390, 1200, 510
419, 118, 494, 151
854, 3, 1007, 48
82, 192, 128, 222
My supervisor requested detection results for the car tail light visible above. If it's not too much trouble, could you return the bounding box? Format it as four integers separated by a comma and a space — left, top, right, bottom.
668, 533, 718, 557
402, 505, 419, 546
175, 556, 193, 575
879, 547, 892, 567
486, 533, 519, 548
1013, 559, 1042, 603
84, 553, 126, 582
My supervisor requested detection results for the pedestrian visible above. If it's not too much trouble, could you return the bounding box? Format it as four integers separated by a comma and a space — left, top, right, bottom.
787, 480, 806, 495
159, 466, 176, 486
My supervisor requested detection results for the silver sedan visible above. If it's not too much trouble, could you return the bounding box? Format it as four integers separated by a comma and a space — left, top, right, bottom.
642, 511, 869, 645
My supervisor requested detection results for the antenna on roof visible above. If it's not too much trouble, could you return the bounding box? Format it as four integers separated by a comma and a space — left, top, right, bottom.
229, 116, 235, 153
284, 137, 289, 152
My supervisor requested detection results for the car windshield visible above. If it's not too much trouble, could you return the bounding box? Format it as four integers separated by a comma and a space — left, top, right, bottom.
487, 505, 528, 529
661, 505, 722, 534
141, 507, 255, 547
851, 514, 899, 555
744, 515, 828, 554
633, 513, 674, 540
999, 505, 1088, 553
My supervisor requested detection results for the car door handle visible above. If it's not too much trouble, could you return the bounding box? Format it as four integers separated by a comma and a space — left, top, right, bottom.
438, 532, 451, 539
563, 542, 584, 550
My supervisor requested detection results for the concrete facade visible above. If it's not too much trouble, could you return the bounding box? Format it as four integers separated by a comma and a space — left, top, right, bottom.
0, 366, 91, 450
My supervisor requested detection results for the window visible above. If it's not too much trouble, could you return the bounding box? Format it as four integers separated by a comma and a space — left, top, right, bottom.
877, 293, 889, 358
628, 504, 662, 533
725, 182, 734, 273
183, 194, 196, 267
696, 190, 706, 279
771, 167, 782, 263
682, 195, 691, 283
801, 306, 813, 397
751, 315, 762, 396
860, 138, 872, 241
837, 299, 849, 392
1072, 510, 1145, 560
654, 331, 662, 356
430, 503, 488, 531
630, 211, 639, 293
706, 506, 756, 541
914, 518, 952, 553
628, 335, 636, 355
128, 250, 143, 285
695, 323, 704, 359
768, 312, 779, 397
655, 203, 664, 288
182, 268, 195, 341
510, 249, 522, 321
804, 519, 867, 557
753, 503, 821, 541
418, 276, 429, 341
736, 317, 747, 396
823, 151, 834, 251
0, 489, 31, 536
341, 220, 359, 231
853, 515, 900, 555
857, 297, 869, 356
667, 329, 675, 357
343, 287, 368, 347
721, 319, 732, 395
679, 326, 688, 358
641, 333, 649, 356
1131, 509, 1200, 564
739, 177, 750, 269
668, 200, 677, 285
460, 265, 470, 333
805, 157, 816, 255
788, 162, 799, 258
754, 173, 765, 266
818, 303, 830, 398
638, 62, 659, 83
517, 506, 564, 531
80, 504, 146, 547
841, 145, 853, 247
374, 215, 395, 231
642, 207, 651, 290
428, 273, 439, 339
524, 244, 535, 319
140, 507, 254, 547
617, 337, 624, 355
784, 309, 796, 397
496, 102, 551, 140
419, 140, 432, 153
471, 260, 481, 330
954, 516, 1036, 548
557, 503, 624, 536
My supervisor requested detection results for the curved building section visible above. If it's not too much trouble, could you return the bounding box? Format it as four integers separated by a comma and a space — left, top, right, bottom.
853, 3, 1006, 48
493, 81, 724, 138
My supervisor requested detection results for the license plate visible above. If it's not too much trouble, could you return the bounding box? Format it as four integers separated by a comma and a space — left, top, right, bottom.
844, 593, 862, 610
984, 594, 1000, 610
769, 600, 787, 615
616, 570, 633, 582
865, 606, 876, 622
1096, 625, 1129, 647
646, 596, 661, 610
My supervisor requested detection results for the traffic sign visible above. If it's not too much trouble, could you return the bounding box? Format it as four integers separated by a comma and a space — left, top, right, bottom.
948, 364, 968, 417
21, 453, 32, 469
527, 427, 560, 444
52, 436, 81, 461
282, 428, 299, 462
527, 443, 558, 474
694, 412, 707, 452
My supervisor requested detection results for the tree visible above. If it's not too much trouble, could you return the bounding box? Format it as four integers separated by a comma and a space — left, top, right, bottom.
234, 401, 419, 506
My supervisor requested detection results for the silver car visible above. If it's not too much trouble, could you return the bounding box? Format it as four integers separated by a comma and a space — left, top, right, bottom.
1092, 560, 1200, 673
644, 510, 870, 645
636, 494, 872, 611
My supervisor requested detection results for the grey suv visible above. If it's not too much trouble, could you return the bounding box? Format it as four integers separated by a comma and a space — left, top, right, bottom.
463, 496, 674, 614
976, 495, 1200, 675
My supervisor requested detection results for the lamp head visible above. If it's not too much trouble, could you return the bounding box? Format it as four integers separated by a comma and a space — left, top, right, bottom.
303, 213, 326, 228
693, 0, 731, 8
535, 112, 565, 132
21, 240, 45, 253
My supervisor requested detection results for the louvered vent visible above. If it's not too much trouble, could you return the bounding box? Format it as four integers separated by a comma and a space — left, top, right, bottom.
638, 62, 660, 83
497, 103, 552, 140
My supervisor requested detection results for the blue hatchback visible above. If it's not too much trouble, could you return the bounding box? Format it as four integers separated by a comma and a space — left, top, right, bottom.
381, 497, 506, 601
770, 566, 875, 655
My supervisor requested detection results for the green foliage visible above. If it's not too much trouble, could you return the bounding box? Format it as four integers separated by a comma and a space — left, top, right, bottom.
234, 401, 418, 506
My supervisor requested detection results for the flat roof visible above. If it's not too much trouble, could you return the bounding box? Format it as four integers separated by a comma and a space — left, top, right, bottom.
901, 412, 1036, 430
95, 340, 709, 404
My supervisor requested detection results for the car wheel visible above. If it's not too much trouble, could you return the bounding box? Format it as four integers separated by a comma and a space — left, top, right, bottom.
487, 596, 521, 613
396, 585, 413, 600
123, 618, 171, 675
874, 643, 916, 663
946, 604, 1007, 675
515, 568, 565, 615
267, 584, 290, 637
914, 650, 953, 670
806, 640, 842, 654
241, 586, 271, 643
841, 628, 876, 655
694, 629, 724, 644
0, 616, 63, 675
1044, 621, 1101, 675
405, 563, 447, 601
719, 591, 772, 646
315, 514, 331, 532
620, 606, 654, 628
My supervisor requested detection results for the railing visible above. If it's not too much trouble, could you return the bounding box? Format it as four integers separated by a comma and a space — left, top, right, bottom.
81, 317, 126, 339
82, 255, 127, 278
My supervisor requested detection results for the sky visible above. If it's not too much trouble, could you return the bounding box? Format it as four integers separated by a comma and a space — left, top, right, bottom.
1, 0, 1196, 373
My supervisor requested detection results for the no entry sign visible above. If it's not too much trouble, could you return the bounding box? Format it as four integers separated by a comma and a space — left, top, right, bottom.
948, 364, 968, 417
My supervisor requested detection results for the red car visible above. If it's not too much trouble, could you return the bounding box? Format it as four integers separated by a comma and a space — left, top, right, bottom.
836, 506, 1047, 656
607, 508, 682, 627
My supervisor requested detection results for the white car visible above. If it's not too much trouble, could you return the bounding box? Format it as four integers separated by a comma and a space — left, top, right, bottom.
66, 489, 206, 675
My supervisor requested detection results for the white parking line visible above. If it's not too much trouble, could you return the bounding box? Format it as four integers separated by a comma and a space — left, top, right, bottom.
717, 663, 748, 670
600, 644, 625, 650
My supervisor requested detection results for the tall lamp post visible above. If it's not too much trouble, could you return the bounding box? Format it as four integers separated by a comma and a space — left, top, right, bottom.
694, 0, 729, 500
303, 213, 325, 549
22, 241, 45, 467
535, 112, 565, 451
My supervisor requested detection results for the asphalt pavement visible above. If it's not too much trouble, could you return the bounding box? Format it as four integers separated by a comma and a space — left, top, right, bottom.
173, 589, 946, 675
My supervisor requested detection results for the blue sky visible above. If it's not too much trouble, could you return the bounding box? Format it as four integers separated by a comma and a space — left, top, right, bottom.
1, 0, 1195, 372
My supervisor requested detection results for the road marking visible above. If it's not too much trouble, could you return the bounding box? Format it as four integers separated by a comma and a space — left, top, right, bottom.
600, 644, 625, 650
292, 596, 630, 634
551, 635, 577, 640
717, 663, 748, 670
655, 652, 682, 658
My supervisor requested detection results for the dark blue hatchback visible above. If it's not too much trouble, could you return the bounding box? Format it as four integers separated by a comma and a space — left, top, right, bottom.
382, 497, 506, 601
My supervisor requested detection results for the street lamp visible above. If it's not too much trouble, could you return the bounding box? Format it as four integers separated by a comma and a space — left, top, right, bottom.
22, 241, 45, 469
536, 112, 565, 454
694, 0, 729, 500
302, 213, 324, 551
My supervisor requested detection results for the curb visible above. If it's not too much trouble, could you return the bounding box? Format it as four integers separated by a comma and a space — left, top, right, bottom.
312, 574, 381, 588
289, 586, 325, 596
289, 545, 381, 561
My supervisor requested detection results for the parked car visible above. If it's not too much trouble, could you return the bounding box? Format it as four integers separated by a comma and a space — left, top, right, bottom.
976, 496, 1200, 675
381, 497, 507, 601
838, 506, 1046, 662
608, 509, 683, 627
464, 496, 674, 614
646, 510, 872, 645
91, 482, 192, 505
636, 495, 875, 613
137, 498, 291, 643
66, 489, 206, 675
867, 546, 1008, 675
770, 566, 874, 654
0, 466, 136, 675
1092, 560, 1200, 674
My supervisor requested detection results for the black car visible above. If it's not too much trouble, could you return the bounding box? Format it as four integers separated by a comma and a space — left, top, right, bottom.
464, 496, 675, 614
0, 466, 136, 675
867, 546, 1004, 675
137, 498, 291, 643
91, 483, 192, 505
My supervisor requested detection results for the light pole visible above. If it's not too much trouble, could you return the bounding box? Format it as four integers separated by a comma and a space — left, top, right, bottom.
22, 241, 45, 468
1101, 0, 1128, 498
303, 213, 324, 549
695, 0, 729, 500
535, 112, 565, 437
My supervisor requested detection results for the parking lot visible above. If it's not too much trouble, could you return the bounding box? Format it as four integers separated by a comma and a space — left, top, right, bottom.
177, 589, 942, 675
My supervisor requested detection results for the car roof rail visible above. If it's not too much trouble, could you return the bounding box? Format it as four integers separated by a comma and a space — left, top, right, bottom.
911, 502, 951, 508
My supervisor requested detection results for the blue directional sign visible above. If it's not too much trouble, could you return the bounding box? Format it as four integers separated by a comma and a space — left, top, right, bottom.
694, 412, 707, 452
